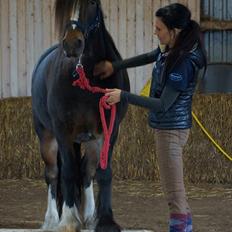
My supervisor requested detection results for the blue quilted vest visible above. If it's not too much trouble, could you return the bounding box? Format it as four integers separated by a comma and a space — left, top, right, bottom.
148, 47, 205, 129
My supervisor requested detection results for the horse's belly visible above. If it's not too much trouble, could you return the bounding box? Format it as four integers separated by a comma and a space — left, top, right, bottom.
71, 110, 102, 143
75, 132, 96, 143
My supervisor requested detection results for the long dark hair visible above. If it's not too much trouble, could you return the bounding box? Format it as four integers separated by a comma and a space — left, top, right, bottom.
156, 3, 207, 73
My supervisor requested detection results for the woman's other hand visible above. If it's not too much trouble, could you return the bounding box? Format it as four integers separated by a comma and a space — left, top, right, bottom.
105, 89, 122, 105
93, 61, 114, 79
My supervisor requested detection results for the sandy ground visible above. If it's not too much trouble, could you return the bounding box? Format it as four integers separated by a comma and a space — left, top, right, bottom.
0, 179, 231, 232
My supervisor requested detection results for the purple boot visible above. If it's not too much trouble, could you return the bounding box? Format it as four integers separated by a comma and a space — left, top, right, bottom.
169, 213, 187, 232
186, 213, 192, 232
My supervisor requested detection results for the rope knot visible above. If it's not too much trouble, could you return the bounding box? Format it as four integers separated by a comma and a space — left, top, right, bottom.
100, 96, 111, 110
73, 65, 117, 169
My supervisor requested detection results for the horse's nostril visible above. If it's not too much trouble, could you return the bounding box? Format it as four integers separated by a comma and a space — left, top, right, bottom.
75, 39, 83, 48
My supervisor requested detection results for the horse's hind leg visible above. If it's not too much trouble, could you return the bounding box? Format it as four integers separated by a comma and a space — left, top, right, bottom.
34, 119, 59, 229
55, 138, 82, 232
95, 138, 121, 232
41, 131, 60, 229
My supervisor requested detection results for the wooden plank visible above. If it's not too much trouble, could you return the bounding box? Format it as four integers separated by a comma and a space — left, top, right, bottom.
9, 0, 18, 97
1, 0, 11, 98
201, 19, 232, 31
169, 0, 177, 3
152, 0, 161, 49
109, 0, 119, 47
222, 30, 227, 62
42, 0, 52, 50
101, 0, 110, 30
144, 0, 153, 84
187, 0, 200, 22
161, 0, 170, 7
118, 0, 127, 58
127, 0, 136, 93
195, 0, 201, 22
227, 31, 232, 62
135, 0, 144, 94
26, 0, 34, 96
50, 0, 57, 43
34, 0, 43, 62
178, 0, 188, 5
17, 0, 27, 97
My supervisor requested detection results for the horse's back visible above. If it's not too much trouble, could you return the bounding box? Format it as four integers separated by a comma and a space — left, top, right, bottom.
31, 44, 59, 132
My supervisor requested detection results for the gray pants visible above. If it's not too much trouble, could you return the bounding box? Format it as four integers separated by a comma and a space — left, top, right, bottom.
155, 129, 190, 214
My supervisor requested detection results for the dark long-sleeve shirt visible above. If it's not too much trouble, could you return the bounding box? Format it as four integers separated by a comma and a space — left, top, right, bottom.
111, 48, 181, 113
121, 85, 180, 113
113, 49, 160, 72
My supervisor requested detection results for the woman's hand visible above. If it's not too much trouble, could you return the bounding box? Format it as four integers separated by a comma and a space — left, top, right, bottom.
93, 61, 114, 79
105, 89, 122, 105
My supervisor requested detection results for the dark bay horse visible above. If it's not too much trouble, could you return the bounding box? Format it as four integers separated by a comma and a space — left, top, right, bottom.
31, 0, 129, 231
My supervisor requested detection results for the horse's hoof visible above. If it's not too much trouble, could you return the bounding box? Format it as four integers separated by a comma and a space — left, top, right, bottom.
95, 217, 121, 232
41, 216, 59, 230
41, 224, 58, 230
84, 217, 96, 230
57, 224, 81, 232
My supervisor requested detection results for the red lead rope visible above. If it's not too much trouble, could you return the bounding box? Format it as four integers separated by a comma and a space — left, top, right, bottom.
72, 65, 116, 170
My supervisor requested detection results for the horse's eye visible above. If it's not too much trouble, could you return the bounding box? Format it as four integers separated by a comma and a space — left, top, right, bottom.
89, 0, 96, 5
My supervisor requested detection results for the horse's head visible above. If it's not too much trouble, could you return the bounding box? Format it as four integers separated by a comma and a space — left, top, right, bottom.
55, 0, 101, 58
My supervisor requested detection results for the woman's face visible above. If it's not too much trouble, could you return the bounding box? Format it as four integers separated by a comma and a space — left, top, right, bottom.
154, 17, 174, 47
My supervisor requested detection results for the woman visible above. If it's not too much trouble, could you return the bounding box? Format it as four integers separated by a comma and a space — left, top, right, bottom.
94, 3, 206, 232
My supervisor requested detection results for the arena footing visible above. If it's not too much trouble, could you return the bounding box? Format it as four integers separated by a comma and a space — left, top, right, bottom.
0, 230, 153, 232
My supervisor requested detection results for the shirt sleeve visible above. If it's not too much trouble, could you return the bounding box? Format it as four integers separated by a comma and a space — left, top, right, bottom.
120, 84, 180, 113
112, 47, 160, 72
167, 58, 195, 91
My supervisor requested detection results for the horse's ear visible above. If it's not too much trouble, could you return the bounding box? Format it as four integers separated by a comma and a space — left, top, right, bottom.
99, 0, 103, 9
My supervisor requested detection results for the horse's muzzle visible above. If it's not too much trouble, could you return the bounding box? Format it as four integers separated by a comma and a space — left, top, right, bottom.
63, 39, 85, 58
63, 29, 85, 58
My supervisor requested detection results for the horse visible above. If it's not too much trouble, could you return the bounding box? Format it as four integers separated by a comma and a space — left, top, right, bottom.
31, 0, 130, 231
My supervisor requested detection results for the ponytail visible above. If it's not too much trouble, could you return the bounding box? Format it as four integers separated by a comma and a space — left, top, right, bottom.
156, 3, 207, 74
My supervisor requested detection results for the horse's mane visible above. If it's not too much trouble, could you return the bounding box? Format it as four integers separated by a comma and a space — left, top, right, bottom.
104, 30, 122, 60
95, 8, 122, 61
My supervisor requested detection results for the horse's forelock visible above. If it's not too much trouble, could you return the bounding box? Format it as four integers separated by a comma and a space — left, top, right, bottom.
55, 0, 104, 41
55, 0, 81, 39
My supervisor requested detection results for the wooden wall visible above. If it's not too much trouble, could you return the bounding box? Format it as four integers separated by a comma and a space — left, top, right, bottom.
0, 0, 200, 98
0, 0, 56, 98
201, 0, 232, 63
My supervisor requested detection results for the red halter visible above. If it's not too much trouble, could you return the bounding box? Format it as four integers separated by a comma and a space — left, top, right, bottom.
72, 65, 116, 170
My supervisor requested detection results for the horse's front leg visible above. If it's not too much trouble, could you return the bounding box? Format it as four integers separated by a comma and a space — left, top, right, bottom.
57, 139, 82, 232
33, 118, 60, 230
95, 144, 121, 232
81, 137, 103, 229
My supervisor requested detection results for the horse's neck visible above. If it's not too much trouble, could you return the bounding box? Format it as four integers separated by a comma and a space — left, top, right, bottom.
52, 51, 76, 82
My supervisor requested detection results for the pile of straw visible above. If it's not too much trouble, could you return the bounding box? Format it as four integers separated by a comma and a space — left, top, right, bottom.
113, 94, 232, 183
0, 95, 232, 183
0, 98, 43, 179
